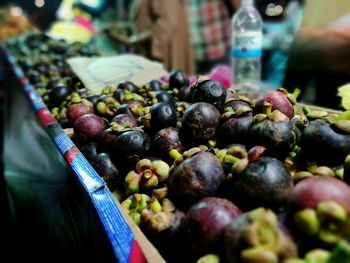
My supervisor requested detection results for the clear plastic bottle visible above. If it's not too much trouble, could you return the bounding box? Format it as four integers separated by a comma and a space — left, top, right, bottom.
231, 0, 263, 93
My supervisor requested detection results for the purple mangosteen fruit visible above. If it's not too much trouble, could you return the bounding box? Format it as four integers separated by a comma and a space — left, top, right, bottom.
168, 151, 224, 208
111, 130, 151, 169
183, 197, 242, 255
230, 156, 293, 211
288, 176, 350, 246
181, 102, 220, 143
169, 69, 189, 90
73, 114, 108, 145
191, 79, 227, 110
300, 119, 350, 166
153, 127, 184, 162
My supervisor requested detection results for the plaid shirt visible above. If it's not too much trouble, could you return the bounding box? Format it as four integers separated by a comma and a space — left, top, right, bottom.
186, 0, 231, 61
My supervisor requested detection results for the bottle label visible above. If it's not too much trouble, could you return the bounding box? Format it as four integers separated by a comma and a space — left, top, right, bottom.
232, 32, 262, 58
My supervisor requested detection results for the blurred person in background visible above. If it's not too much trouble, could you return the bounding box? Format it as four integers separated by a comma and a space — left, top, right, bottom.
105, 0, 195, 74
283, 0, 350, 108
185, 0, 239, 74
105, 0, 239, 75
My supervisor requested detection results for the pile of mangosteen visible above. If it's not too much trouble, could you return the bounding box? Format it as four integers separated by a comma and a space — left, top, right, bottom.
8, 33, 350, 263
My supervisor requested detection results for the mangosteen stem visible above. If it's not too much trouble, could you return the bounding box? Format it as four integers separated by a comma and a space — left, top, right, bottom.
70, 92, 82, 104
223, 154, 240, 165
263, 102, 273, 116
169, 149, 182, 160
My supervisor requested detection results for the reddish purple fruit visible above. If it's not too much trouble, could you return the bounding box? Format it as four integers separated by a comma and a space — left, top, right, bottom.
289, 176, 350, 213
73, 114, 108, 144
168, 151, 224, 208
67, 103, 94, 125
183, 197, 241, 254
257, 90, 294, 118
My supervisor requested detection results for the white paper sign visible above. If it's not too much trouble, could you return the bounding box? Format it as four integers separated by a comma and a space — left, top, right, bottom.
67, 54, 168, 94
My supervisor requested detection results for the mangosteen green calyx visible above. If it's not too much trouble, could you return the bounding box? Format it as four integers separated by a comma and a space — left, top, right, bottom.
224, 208, 298, 263
125, 158, 170, 194
181, 102, 221, 143
94, 94, 120, 119
249, 102, 301, 157
167, 149, 224, 208
66, 92, 94, 125
288, 176, 350, 245
230, 156, 293, 210
300, 118, 350, 166
191, 77, 227, 110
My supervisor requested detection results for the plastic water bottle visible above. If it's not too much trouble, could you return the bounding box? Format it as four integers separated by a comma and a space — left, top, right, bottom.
231, 0, 263, 93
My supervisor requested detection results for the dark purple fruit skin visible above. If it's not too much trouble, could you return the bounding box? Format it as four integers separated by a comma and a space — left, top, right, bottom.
85, 94, 100, 105
155, 91, 174, 104
183, 197, 241, 255
117, 80, 138, 93
231, 157, 293, 211
67, 103, 94, 125
73, 114, 108, 144
150, 102, 177, 132
249, 120, 301, 157
153, 127, 184, 158
177, 86, 192, 102
81, 143, 121, 191
116, 104, 134, 116
111, 114, 138, 127
169, 69, 189, 89
191, 80, 227, 110
219, 115, 253, 145
93, 152, 121, 191
148, 79, 163, 91
111, 130, 151, 168
181, 102, 220, 142
300, 119, 350, 166
49, 83, 73, 106
168, 152, 225, 208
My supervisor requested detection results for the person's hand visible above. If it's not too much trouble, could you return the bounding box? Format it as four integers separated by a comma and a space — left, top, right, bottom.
288, 26, 350, 72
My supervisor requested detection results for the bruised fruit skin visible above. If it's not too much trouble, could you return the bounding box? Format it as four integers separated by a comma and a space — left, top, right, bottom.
183, 197, 241, 255
73, 114, 108, 144
231, 157, 293, 210
224, 208, 298, 263
288, 176, 350, 245
181, 102, 221, 142
153, 127, 184, 159
168, 151, 225, 208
